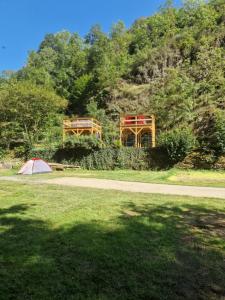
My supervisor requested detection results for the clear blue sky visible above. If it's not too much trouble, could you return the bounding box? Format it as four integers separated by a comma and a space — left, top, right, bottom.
0, 0, 181, 72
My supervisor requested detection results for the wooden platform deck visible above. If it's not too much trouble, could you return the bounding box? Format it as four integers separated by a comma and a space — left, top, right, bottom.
63, 118, 102, 140
120, 115, 156, 148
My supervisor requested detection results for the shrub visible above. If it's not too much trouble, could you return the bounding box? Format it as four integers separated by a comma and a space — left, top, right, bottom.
13, 145, 32, 159
0, 147, 6, 160
212, 110, 225, 155
176, 150, 216, 169
195, 109, 225, 155
81, 148, 116, 170
64, 135, 102, 150
158, 128, 196, 164
116, 148, 149, 170
80, 148, 149, 170
28, 147, 150, 170
214, 155, 225, 170
29, 148, 58, 162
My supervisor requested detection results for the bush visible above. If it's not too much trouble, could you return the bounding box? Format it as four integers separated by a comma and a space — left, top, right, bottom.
0, 147, 6, 160
158, 128, 196, 164
80, 148, 150, 170
214, 155, 225, 170
28, 147, 150, 170
176, 150, 216, 169
81, 148, 115, 170
29, 148, 58, 162
64, 135, 102, 150
195, 109, 225, 155
212, 110, 225, 155
13, 145, 32, 159
116, 148, 149, 170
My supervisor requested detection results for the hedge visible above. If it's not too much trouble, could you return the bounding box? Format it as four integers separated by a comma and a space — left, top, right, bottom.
29, 147, 155, 170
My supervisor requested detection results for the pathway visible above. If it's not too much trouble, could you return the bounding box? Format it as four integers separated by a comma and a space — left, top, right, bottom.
1, 176, 225, 199
46, 177, 225, 199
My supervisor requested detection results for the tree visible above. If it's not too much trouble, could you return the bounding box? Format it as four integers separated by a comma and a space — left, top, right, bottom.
0, 81, 67, 149
110, 21, 126, 39
195, 109, 225, 154
3, 0, 224, 159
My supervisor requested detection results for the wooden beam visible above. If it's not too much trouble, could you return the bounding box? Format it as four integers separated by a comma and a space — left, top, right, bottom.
152, 115, 156, 148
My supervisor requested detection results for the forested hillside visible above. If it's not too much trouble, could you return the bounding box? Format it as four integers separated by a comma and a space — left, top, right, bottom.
0, 0, 225, 168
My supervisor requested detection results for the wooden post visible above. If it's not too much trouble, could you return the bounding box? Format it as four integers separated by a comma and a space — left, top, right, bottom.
139, 131, 142, 148
135, 116, 137, 148
91, 118, 94, 135
120, 128, 122, 147
152, 115, 156, 148
137, 131, 140, 148
119, 117, 123, 147
62, 121, 65, 148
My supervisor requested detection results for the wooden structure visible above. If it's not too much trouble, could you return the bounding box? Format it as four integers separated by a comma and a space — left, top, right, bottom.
49, 163, 80, 171
120, 115, 156, 148
63, 118, 102, 140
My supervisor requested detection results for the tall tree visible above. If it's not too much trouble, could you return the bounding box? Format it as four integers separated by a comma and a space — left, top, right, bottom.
0, 81, 67, 149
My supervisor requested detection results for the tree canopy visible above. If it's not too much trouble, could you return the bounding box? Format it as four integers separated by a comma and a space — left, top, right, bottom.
1, 0, 225, 160
0, 81, 67, 150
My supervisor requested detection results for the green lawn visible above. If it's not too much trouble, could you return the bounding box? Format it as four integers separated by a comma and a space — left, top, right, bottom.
0, 181, 225, 299
1, 168, 225, 188
60, 168, 225, 187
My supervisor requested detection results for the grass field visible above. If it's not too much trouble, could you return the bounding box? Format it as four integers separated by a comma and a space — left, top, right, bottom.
0, 181, 225, 299
1, 168, 225, 187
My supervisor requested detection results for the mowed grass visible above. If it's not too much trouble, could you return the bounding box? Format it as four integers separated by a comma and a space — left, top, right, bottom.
63, 168, 225, 187
1, 168, 224, 188
0, 181, 225, 299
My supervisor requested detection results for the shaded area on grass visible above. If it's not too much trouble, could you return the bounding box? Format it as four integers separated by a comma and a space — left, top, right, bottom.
0, 202, 225, 300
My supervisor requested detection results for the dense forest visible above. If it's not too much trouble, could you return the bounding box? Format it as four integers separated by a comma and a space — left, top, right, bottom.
0, 0, 225, 169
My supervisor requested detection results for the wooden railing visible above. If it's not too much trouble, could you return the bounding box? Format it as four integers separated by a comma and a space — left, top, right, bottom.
120, 115, 155, 127
63, 118, 101, 131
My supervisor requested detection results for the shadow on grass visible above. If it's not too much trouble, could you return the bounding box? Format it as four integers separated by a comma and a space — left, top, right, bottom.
0, 203, 225, 300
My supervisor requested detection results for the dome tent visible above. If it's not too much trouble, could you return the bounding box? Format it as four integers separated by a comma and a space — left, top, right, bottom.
18, 158, 52, 175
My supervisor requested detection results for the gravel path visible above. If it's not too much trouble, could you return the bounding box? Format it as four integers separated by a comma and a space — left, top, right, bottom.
1, 176, 225, 199
45, 177, 225, 199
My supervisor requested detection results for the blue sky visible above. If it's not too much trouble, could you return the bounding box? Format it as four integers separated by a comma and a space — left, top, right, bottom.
0, 0, 181, 72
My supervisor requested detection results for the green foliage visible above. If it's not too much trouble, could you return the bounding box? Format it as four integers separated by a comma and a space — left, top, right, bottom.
13, 145, 31, 159
196, 109, 225, 154
213, 110, 225, 154
64, 135, 102, 150
79, 148, 149, 170
70, 74, 93, 114
158, 128, 196, 163
29, 147, 59, 162
2, 0, 225, 166
29, 147, 150, 170
81, 148, 115, 170
0, 147, 6, 160
87, 100, 118, 145
176, 150, 217, 169
116, 148, 150, 170
148, 69, 196, 130
0, 81, 67, 149
79, 148, 150, 170
214, 155, 225, 170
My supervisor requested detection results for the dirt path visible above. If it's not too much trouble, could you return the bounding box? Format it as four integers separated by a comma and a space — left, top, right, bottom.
1, 176, 225, 199
45, 177, 225, 199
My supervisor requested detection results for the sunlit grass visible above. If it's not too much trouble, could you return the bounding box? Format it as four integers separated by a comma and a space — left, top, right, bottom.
1, 168, 225, 187
0, 181, 225, 299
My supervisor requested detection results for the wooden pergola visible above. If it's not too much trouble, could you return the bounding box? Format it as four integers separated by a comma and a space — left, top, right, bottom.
63, 118, 102, 141
120, 115, 156, 148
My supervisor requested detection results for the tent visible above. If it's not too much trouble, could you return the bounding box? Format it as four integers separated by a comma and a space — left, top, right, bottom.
18, 158, 52, 175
